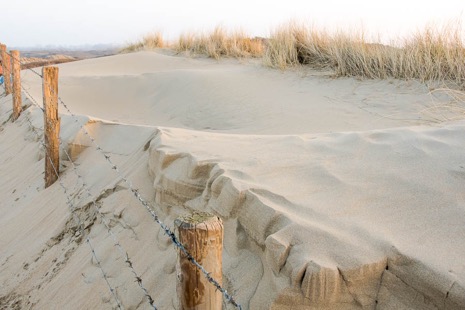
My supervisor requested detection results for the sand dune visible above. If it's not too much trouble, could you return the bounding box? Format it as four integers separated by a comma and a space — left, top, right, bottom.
22, 51, 454, 134
1, 51, 465, 309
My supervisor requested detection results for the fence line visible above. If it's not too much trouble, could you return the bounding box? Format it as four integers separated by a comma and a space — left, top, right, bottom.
6, 57, 157, 308
2, 55, 146, 309
19, 77, 157, 309
2, 48, 243, 309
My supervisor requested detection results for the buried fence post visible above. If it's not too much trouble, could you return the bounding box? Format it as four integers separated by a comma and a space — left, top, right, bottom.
0, 44, 12, 95
175, 213, 223, 310
11, 50, 22, 120
42, 66, 60, 188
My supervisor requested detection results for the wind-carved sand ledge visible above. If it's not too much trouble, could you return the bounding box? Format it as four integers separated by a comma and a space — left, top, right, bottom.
1, 51, 464, 309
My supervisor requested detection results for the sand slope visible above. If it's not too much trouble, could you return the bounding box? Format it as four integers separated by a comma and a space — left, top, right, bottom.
1, 51, 465, 309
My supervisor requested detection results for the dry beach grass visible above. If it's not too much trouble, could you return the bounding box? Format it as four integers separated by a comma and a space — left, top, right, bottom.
122, 27, 264, 59
123, 21, 465, 89
173, 26, 264, 59
264, 21, 465, 87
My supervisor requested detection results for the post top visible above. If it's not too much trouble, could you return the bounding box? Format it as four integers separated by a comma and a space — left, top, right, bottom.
179, 211, 218, 224
42, 66, 60, 73
174, 212, 223, 231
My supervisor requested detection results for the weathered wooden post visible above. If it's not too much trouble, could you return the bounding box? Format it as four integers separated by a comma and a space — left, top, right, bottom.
175, 213, 223, 310
42, 66, 60, 188
11, 50, 22, 120
0, 44, 12, 95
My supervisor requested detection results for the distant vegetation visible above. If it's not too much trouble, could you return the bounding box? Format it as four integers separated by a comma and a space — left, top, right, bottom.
121, 21, 465, 88
21, 55, 77, 69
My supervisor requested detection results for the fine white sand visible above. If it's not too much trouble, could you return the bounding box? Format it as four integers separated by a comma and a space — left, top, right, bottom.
1, 50, 465, 309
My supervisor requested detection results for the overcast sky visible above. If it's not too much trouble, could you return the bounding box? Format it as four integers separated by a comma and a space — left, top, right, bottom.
2, 0, 465, 48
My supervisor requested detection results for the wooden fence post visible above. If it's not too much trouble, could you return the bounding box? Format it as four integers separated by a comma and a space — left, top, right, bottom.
11, 50, 22, 120
0, 44, 12, 95
175, 213, 223, 310
42, 66, 60, 188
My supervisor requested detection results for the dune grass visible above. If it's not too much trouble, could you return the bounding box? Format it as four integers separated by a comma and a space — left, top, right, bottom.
174, 26, 264, 59
121, 21, 465, 88
121, 27, 264, 59
264, 22, 465, 88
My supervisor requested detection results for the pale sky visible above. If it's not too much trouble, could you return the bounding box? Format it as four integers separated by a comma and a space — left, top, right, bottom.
2, 0, 465, 48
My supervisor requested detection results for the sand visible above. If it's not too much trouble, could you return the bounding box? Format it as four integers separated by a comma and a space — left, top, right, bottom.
1, 50, 465, 309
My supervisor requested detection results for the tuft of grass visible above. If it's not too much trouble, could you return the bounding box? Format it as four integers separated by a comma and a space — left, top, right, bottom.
120, 32, 164, 53
264, 21, 465, 88
263, 25, 299, 69
174, 26, 264, 59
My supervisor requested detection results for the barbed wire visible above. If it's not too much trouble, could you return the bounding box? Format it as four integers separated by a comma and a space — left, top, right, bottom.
20, 108, 123, 309
20, 84, 44, 112
9, 52, 44, 78
62, 149, 157, 309
7, 51, 243, 309
26, 97, 126, 310
58, 130, 157, 309
20, 83, 157, 309
3, 66, 121, 305
86, 237, 122, 308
